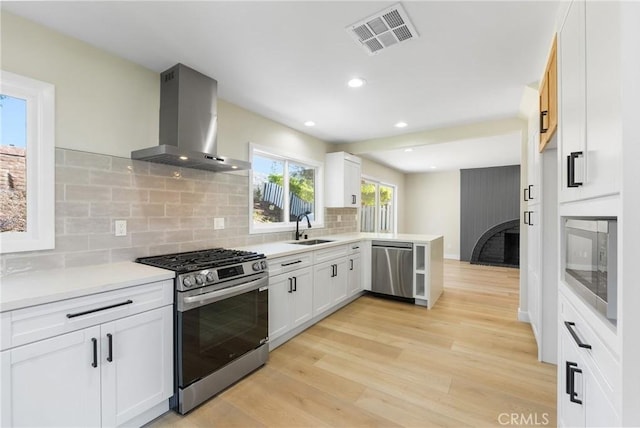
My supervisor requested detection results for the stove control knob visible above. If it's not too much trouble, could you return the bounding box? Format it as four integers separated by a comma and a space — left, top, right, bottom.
253, 262, 263, 272
260, 260, 267, 269
195, 275, 204, 285
206, 272, 215, 282
183, 276, 194, 288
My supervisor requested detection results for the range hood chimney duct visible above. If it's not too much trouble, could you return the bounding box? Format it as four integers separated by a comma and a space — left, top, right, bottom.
131, 63, 250, 172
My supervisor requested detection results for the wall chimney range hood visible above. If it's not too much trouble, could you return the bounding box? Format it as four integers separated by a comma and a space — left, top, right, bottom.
131, 63, 250, 172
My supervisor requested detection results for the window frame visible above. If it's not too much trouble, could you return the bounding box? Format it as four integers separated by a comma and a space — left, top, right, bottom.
249, 143, 324, 235
0, 70, 55, 254
360, 175, 397, 234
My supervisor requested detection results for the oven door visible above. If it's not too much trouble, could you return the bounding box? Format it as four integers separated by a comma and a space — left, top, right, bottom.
176, 274, 268, 389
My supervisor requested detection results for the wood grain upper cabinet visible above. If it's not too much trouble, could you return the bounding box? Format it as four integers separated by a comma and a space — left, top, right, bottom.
325, 152, 361, 208
539, 35, 558, 151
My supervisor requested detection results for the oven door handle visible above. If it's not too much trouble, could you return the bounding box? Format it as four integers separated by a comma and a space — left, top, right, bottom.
181, 276, 268, 308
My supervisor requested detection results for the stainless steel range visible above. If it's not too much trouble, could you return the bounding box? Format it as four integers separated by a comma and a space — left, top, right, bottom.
136, 248, 269, 414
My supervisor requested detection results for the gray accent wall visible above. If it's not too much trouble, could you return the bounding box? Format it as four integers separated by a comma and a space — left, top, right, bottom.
460, 165, 520, 261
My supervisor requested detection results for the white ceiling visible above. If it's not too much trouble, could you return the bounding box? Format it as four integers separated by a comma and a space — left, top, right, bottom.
363, 131, 522, 173
2, 1, 558, 172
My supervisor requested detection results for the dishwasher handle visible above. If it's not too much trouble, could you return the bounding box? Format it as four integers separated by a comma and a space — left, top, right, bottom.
371, 241, 413, 250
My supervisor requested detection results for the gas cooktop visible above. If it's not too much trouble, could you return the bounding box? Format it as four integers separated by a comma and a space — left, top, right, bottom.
136, 248, 264, 272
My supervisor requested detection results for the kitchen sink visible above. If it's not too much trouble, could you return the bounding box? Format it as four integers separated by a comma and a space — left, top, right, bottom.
290, 239, 334, 246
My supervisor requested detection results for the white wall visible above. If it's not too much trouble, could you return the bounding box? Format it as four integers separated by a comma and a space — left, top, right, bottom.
405, 170, 460, 259
2, 12, 159, 157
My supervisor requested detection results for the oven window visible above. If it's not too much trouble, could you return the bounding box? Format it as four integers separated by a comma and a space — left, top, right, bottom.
178, 288, 268, 388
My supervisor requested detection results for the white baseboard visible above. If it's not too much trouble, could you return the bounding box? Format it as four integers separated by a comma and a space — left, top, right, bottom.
518, 308, 530, 323
444, 253, 460, 260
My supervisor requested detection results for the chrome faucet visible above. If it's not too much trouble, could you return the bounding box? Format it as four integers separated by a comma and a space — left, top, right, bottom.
295, 211, 312, 240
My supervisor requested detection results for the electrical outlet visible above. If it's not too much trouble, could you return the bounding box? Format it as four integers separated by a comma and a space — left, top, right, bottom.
337, 215, 342, 222
114, 220, 127, 237
214, 217, 225, 230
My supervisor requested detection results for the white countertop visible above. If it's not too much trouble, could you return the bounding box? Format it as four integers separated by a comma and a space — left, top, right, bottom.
236, 232, 443, 258
0, 262, 174, 313
0, 232, 442, 312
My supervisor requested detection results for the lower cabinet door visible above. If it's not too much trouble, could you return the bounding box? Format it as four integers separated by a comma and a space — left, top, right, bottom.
1, 326, 102, 427
313, 262, 334, 315
347, 255, 362, 296
291, 268, 313, 327
101, 306, 173, 427
268, 273, 294, 341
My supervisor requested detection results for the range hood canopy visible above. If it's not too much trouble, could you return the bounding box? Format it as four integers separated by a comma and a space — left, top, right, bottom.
131, 63, 250, 172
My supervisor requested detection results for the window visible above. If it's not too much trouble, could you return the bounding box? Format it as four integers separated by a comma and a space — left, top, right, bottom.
360, 178, 396, 233
250, 144, 323, 233
0, 71, 55, 253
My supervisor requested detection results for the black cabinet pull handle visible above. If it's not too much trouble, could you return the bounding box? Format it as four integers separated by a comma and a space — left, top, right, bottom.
540, 110, 549, 134
334, 264, 338, 277
528, 211, 533, 227
293, 276, 297, 292
564, 321, 592, 349
281, 260, 302, 267
565, 361, 577, 394
569, 365, 583, 405
107, 333, 113, 362
528, 184, 534, 200
567, 151, 584, 188
350, 259, 354, 271
91, 338, 98, 368
288, 277, 293, 293
67, 300, 133, 319
352, 195, 356, 204
523, 187, 529, 201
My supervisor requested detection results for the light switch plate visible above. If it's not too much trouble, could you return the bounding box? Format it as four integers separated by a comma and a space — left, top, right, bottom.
337, 215, 342, 222
115, 220, 127, 236
214, 217, 225, 230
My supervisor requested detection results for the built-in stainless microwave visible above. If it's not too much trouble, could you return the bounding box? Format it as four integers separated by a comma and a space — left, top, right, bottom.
564, 218, 617, 324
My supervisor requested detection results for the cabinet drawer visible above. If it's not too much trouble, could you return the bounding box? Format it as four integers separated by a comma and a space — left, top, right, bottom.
314, 244, 348, 264
268, 252, 313, 277
559, 294, 619, 392
348, 241, 362, 255
2, 280, 173, 350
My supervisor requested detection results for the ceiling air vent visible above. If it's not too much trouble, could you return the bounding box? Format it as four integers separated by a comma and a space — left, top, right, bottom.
346, 3, 419, 56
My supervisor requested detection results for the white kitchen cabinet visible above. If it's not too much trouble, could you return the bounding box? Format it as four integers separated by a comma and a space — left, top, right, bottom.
0, 305, 173, 428
1, 327, 102, 427
101, 306, 173, 427
557, 292, 620, 427
413, 239, 443, 309
0, 279, 173, 428
347, 243, 362, 297
325, 152, 361, 208
268, 267, 313, 342
558, 319, 619, 427
558, 0, 621, 203
313, 258, 348, 315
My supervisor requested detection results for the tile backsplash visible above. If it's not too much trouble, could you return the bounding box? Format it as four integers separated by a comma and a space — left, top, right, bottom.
0, 149, 358, 276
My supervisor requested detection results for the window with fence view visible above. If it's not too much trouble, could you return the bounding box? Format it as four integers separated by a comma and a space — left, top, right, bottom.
251, 150, 318, 230
361, 179, 394, 233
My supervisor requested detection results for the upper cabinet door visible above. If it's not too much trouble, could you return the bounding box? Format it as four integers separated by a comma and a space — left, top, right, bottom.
559, 0, 586, 203
583, 0, 621, 201
539, 35, 558, 152
325, 152, 362, 208
558, 0, 621, 204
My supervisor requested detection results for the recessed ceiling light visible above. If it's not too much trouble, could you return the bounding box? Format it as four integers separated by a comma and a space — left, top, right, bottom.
347, 77, 366, 88
404, 148, 413, 152
304, 121, 315, 127
430, 166, 437, 169
179, 156, 188, 160
395, 122, 408, 128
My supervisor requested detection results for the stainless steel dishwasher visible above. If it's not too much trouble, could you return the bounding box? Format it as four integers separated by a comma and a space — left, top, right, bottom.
371, 240, 414, 299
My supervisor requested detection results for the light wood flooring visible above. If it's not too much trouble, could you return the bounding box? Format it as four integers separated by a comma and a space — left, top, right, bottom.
148, 260, 557, 427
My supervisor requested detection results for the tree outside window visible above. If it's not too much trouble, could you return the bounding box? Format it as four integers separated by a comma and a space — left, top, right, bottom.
250, 147, 321, 233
